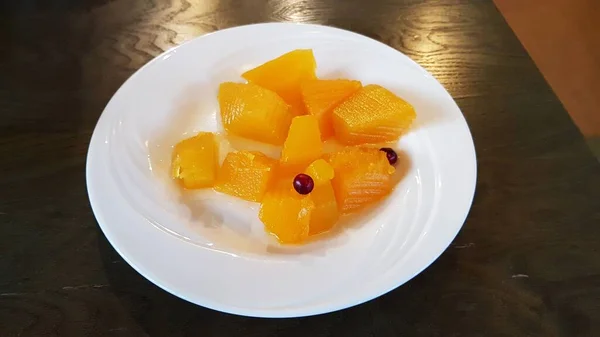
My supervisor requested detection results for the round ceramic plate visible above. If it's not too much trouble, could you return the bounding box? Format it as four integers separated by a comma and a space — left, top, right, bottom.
87, 23, 476, 318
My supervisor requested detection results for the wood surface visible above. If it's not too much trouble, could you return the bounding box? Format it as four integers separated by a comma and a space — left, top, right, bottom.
1, 0, 600, 336
494, 0, 600, 137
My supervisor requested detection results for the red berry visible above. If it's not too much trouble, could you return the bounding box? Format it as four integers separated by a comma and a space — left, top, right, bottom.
380, 148, 398, 165
293, 174, 314, 195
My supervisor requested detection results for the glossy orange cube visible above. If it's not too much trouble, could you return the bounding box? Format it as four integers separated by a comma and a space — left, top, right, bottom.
214, 151, 277, 202
332, 85, 416, 144
307, 183, 338, 235
305, 158, 334, 184
242, 49, 317, 116
280, 115, 323, 170
218, 82, 292, 145
327, 147, 395, 214
259, 158, 340, 242
301, 79, 362, 139
259, 175, 314, 244
171, 132, 218, 189
304, 159, 339, 235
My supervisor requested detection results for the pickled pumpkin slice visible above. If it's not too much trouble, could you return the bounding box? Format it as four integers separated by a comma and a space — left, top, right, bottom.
259, 175, 314, 244
242, 49, 317, 116
171, 132, 218, 189
307, 182, 338, 235
305, 158, 335, 185
300, 79, 362, 139
218, 82, 292, 145
332, 84, 416, 144
304, 159, 339, 235
280, 115, 323, 170
327, 147, 395, 214
214, 151, 277, 202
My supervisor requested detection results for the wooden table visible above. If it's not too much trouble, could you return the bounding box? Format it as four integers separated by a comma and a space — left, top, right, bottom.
1, 0, 599, 336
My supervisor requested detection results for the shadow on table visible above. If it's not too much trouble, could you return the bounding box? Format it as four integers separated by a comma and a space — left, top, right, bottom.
96, 224, 494, 337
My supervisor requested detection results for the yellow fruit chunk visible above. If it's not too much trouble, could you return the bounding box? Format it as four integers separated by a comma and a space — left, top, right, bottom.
308, 182, 339, 235
260, 159, 340, 240
280, 115, 323, 170
214, 151, 276, 202
242, 49, 317, 116
304, 160, 339, 235
259, 176, 314, 244
171, 132, 218, 189
327, 147, 395, 214
301, 79, 362, 139
332, 84, 416, 144
305, 159, 334, 185
218, 82, 292, 145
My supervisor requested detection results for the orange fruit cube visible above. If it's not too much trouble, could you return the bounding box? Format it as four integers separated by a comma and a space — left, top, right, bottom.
171, 132, 218, 189
259, 159, 341, 241
300, 79, 362, 139
280, 115, 323, 170
305, 159, 334, 185
307, 182, 338, 235
218, 82, 292, 145
259, 175, 314, 244
304, 160, 339, 235
332, 85, 416, 144
214, 151, 277, 202
242, 49, 317, 116
327, 147, 395, 214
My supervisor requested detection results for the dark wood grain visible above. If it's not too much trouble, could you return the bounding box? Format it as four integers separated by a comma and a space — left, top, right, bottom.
1, 0, 599, 336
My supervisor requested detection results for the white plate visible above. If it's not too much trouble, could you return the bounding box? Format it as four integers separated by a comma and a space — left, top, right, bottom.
86, 23, 476, 318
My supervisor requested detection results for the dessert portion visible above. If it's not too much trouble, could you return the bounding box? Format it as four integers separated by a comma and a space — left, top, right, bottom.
171, 132, 218, 189
332, 84, 416, 145
326, 147, 395, 214
218, 82, 292, 145
280, 115, 323, 170
214, 151, 277, 202
242, 49, 316, 116
300, 79, 362, 139
171, 49, 416, 244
